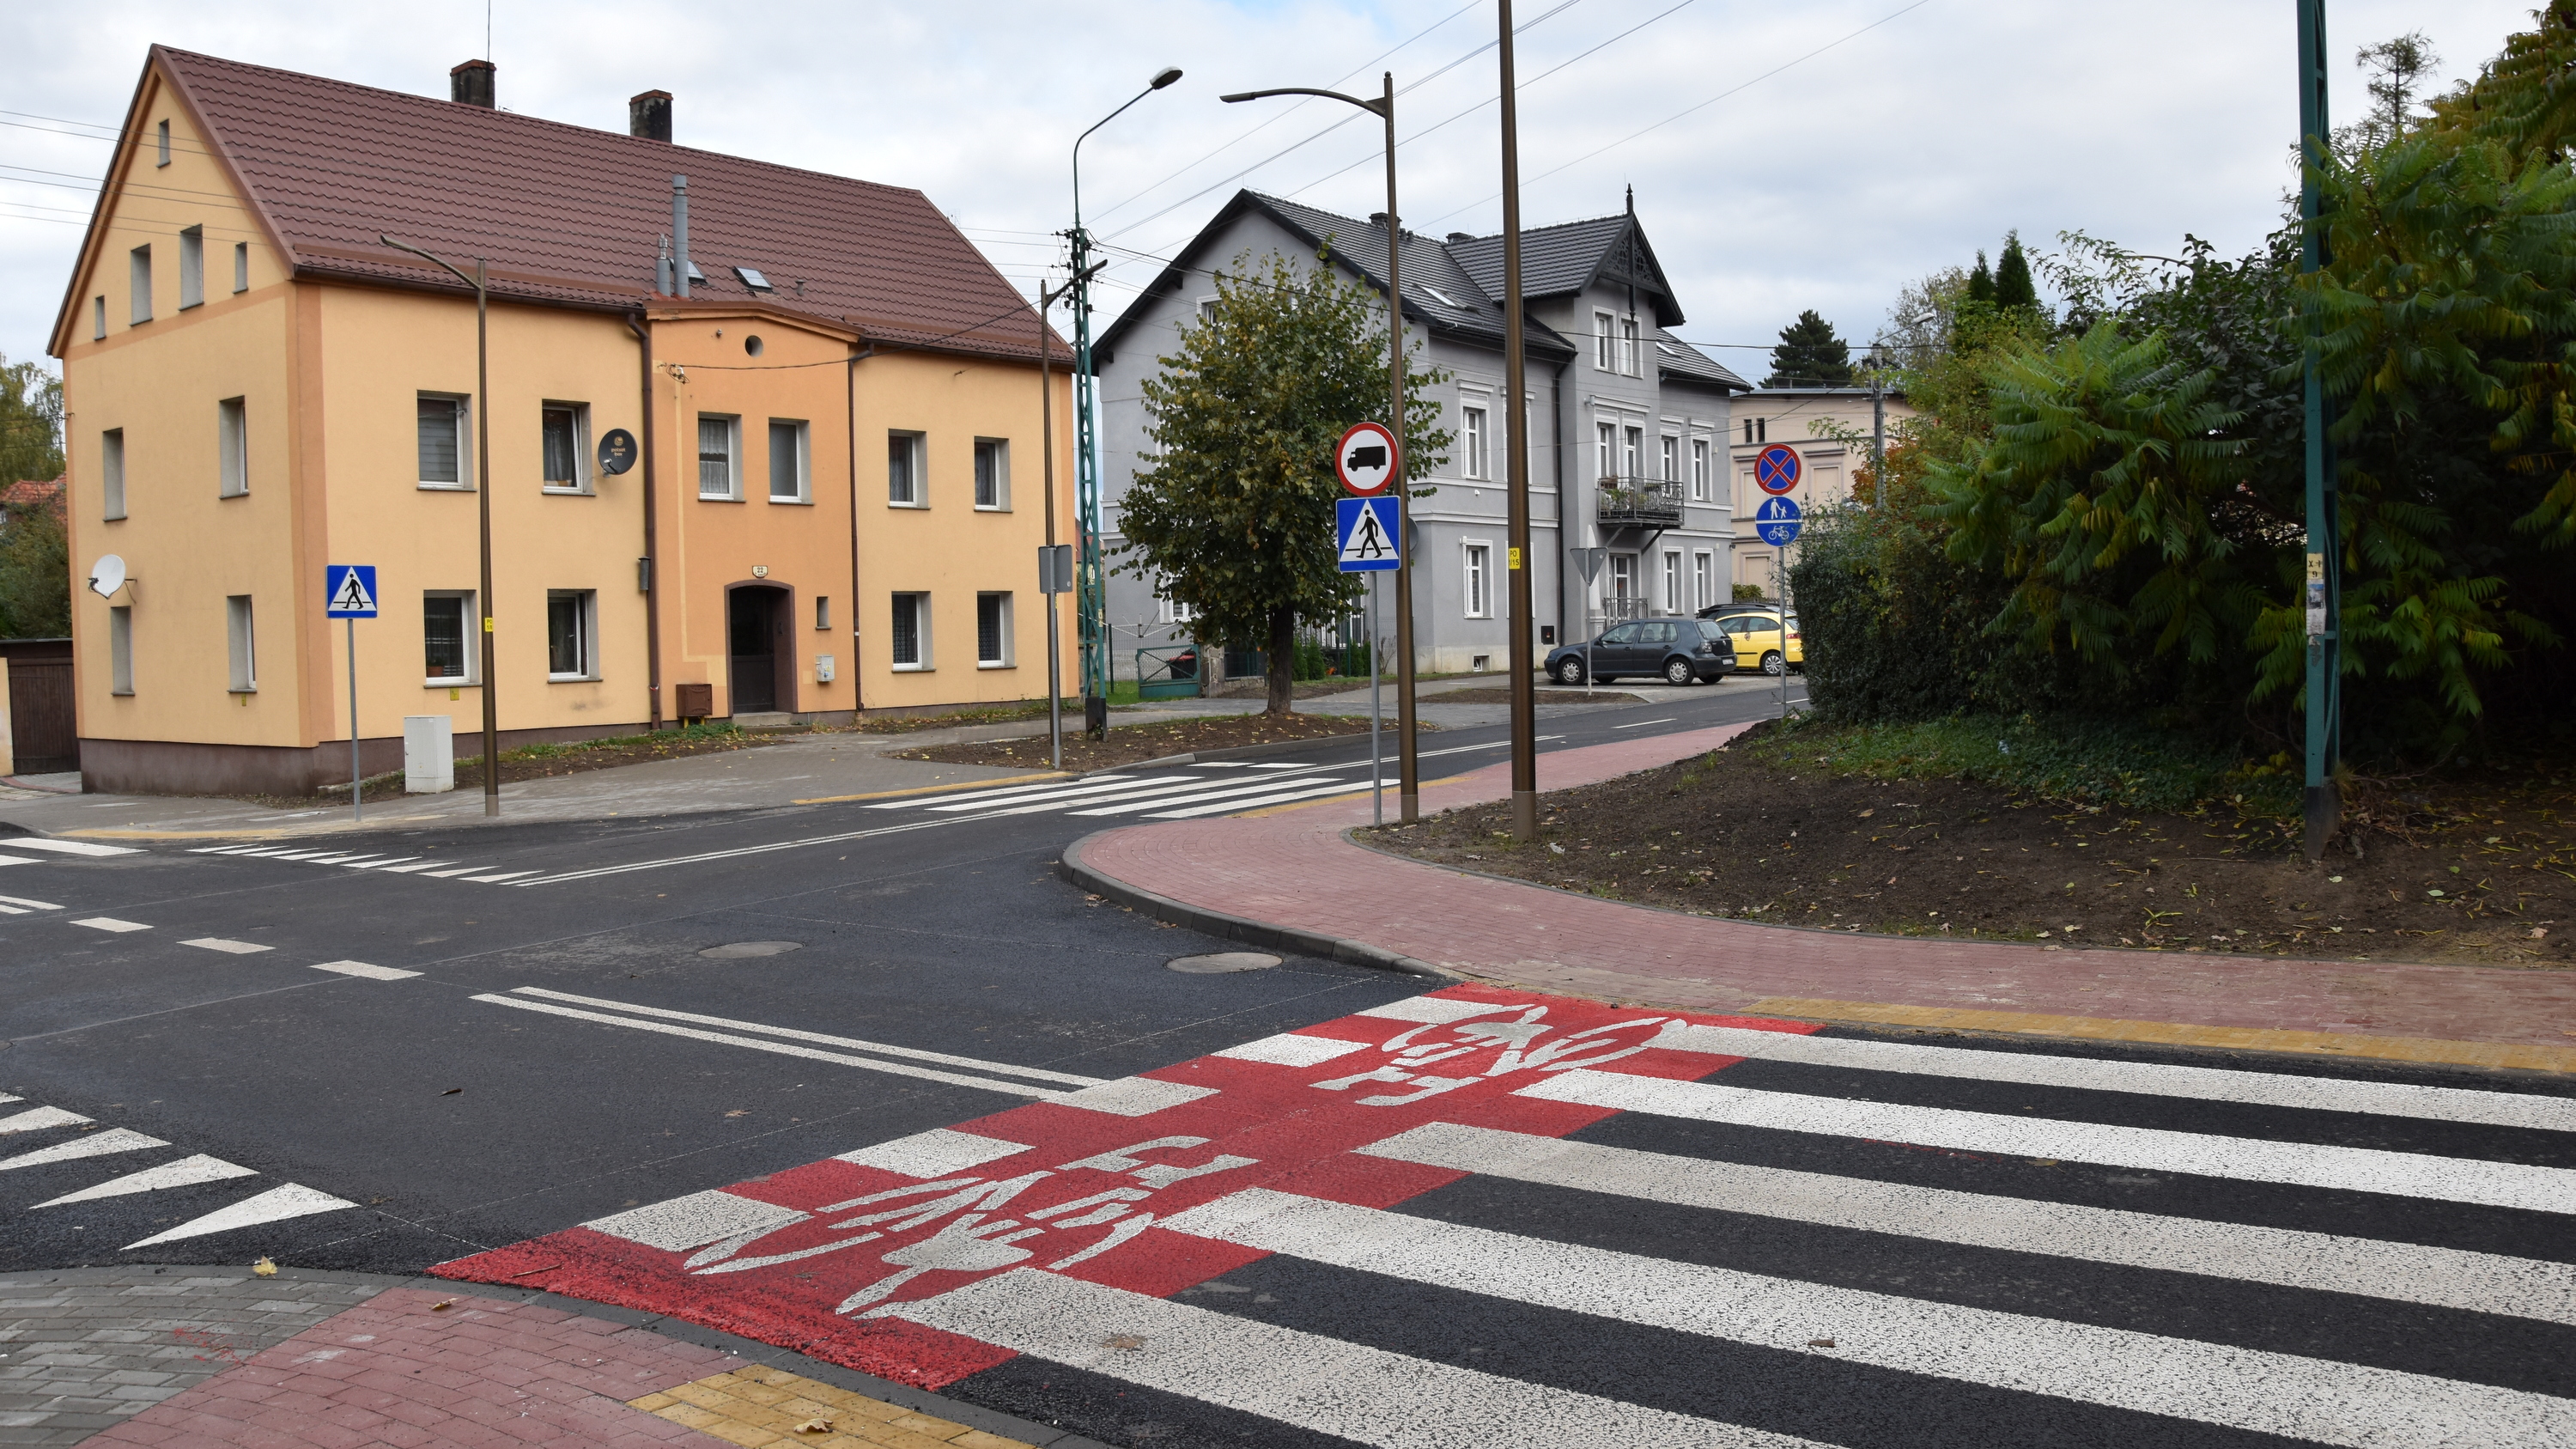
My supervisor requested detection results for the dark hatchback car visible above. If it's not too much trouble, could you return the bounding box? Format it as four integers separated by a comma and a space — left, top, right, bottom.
1545, 618, 1736, 686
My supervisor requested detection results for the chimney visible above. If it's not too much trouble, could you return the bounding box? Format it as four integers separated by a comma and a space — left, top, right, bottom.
629, 89, 672, 143
671, 176, 690, 300
450, 59, 496, 108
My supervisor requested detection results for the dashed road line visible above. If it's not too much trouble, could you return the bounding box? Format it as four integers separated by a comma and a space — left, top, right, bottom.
180, 937, 273, 954
70, 916, 150, 933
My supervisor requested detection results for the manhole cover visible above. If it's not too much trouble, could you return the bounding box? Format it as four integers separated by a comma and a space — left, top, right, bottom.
1166, 952, 1280, 974
699, 941, 802, 959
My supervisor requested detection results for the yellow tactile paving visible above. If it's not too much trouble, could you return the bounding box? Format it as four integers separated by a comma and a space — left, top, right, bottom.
631, 1366, 1034, 1449
1748, 997, 2576, 1075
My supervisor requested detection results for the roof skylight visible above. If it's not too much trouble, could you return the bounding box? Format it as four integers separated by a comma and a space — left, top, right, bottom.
735, 266, 774, 293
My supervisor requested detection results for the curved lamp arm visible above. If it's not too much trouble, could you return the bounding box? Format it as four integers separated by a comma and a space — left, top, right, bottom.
378, 234, 481, 294
1221, 86, 1387, 118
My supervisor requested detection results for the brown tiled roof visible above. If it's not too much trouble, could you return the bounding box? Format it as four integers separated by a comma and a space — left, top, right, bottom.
2, 476, 65, 514
144, 46, 1054, 362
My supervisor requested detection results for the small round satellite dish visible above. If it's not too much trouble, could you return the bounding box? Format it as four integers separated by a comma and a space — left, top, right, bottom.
89, 554, 127, 600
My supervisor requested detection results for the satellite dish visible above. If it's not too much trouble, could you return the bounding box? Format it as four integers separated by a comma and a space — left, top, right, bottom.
89, 555, 128, 600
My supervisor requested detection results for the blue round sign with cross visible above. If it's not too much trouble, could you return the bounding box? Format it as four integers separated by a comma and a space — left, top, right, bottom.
1754, 443, 1801, 496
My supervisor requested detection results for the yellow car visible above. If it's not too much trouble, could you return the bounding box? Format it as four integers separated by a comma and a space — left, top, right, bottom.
1699, 607, 1803, 675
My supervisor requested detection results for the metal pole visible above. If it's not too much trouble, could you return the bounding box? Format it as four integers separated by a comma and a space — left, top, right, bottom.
1871, 370, 1886, 509
1382, 72, 1421, 825
347, 617, 361, 825
476, 260, 499, 817
1038, 281, 1064, 771
1779, 576, 1790, 721
2298, 0, 2341, 860
1369, 575, 1382, 825
1497, 0, 1539, 842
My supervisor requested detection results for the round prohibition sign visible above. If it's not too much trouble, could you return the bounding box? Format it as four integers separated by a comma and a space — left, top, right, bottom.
1755, 443, 1802, 496
1335, 421, 1400, 496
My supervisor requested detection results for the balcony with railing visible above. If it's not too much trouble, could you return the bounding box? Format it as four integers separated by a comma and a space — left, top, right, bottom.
1596, 475, 1685, 527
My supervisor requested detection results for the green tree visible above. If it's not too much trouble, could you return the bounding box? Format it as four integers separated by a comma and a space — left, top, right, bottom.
2337, 32, 2440, 155
1765, 309, 1852, 387
0, 494, 69, 639
1992, 232, 2038, 312
1117, 250, 1449, 715
0, 357, 64, 489
1964, 252, 1997, 307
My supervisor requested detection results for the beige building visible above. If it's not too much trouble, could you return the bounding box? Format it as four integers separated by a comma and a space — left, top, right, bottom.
49, 47, 1070, 795
1726, 382, 1914, 598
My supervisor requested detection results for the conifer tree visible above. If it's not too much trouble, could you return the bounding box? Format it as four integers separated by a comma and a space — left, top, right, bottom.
1965, 252, 1997, 307
1993, 232, 2038, 311
1765, 309, 1854, 387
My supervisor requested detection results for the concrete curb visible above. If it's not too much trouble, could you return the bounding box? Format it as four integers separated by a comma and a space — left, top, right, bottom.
1056, 829, 1449, 978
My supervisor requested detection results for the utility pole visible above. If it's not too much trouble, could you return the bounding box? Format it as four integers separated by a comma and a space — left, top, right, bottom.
1037, 278, 1066, 771
1498, 0, 1539, 842
1870, 365, 1886, 509
2298, 0, 2342, 861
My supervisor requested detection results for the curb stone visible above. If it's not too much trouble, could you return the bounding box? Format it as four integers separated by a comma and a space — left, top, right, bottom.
1056, 831, 1449, 978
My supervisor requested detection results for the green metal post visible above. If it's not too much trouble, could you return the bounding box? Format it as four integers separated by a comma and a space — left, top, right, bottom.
2299, 0, 2342, 860
1071, 222, 1109, 738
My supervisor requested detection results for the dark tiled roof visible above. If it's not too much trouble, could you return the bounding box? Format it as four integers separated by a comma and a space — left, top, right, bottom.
1445, 212, 1683, 326
140, 47, 1050, 362
1654, 329, 1751, 392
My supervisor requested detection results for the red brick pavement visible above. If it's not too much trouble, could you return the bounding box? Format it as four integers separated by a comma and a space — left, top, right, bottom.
86, 1288, 734, 1449
1073, 723, 2576, 1050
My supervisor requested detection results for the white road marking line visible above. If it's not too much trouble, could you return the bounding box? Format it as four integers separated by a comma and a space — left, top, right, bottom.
507, 987, 1106, 1086
866, 775, 1151, 811
70, 917, 150, 933
299, 854, 372, 865
1611, 716, 1678, 728
309, 959, 421, 981
0, 1094, 14, 1104
1360, 995, 1526, 1025
1650, 1021, 2576, 1131
918, 776, 1208, 813
1213, 1032, 1373, 1068
875, 1268, 1825, 1449
1163, 1188, 2576, 1449
0, 903, 26, 915
1145, 780, 1370, 819
345, 856, 420, 868
1007, 776, 1306, 817
0, 893, 63, 910
1522, 1069, 2576, 1215
473, 993, 1078, 1099
838, 1128, 1036, 1177
419, 865, 486, 878
180, 938, 273, 954
1244, 762, 1311, 770
270, 850, 338, 861
0, 1128, 168, 1172
1048, 1076, 1219, 1117
34, 1154, 256, 1207
1364, 1121, 2576, 1326
585, 1190, 809, 1251
1069, 775, 1343, 818
0, 1106, 92, 1135
373, 861, 444, 874
121, 1183, 357, 1250
230, 847, 295, 856
462, 870, 542, 883
1, 838, 144, 857
0, 855, 45, 867
514, 814, 975, 886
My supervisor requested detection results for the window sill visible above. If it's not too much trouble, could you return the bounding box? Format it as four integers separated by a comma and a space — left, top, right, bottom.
973, 503, 1011, 513
547, 673, 602, 684
768, 495, 814, 506
891, 664, 932, 673
418, 482, 472, 492
976, 661, 1015, 670
103, 514, 126, 523
228, 687, 258, 696
111, 690, 135, 697
425, 678, 477, 689
698, 493, 744, 503
887, 501, 929, 510
217, 490, 248, 501
542, 484, 592, 496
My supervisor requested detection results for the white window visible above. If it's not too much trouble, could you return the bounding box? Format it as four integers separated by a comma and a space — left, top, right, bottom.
130, 246, 152, 325
225, 595, 256, 691
546, 590, 597, 679
1461, 405, 1488, 480
100, 429, 125, 521
1596, 421, 1616, 481
697, 414, 739, 499
1623, 427, 1643, 480
544, 403, 590, 492
1463, 543, 1492, 618
1693, 551, 1714, 612
93, 296, 106, 340
974, 438, 1009, 509
418, 395, 467, 489
1691, 438, 1711, 501
888, 431, 925, 506
1619, 316, 1640, 376
769, 419, 811, 502
1662, 551, 1680, 615
1594, 311, 1615, 372
1660, 435, 1679, 482
424, 592, 475, 683
1155, 582, 1196, 625
109, 606, 134, 695
156, 119, 171, 167
890, 593, 930, 668
977, 592, 1012, 667
179, 227, 204, 310
217, 397, 247, 497
1608, 554, 1637, 617
1197, 297, 1219, 324
233, 241, 249, 294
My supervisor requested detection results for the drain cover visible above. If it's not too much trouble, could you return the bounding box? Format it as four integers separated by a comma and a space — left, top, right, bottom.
699, 941, 802, 959
1165, 952, 1281, 974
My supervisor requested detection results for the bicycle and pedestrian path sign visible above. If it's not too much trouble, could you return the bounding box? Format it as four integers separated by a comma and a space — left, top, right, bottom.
1336, 496, 1400, 572
1753, 496, 1802, 546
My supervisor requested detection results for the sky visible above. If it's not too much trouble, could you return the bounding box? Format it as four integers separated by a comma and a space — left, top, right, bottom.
0, 0, 2543, 387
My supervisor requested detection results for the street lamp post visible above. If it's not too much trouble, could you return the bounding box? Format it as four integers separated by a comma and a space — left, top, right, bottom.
2296, 0, 2342, 861
1069, 66, 1182, 740
1495, 0, 1540, 842
380, 234, 500, 819
1221, 73, 1420, 821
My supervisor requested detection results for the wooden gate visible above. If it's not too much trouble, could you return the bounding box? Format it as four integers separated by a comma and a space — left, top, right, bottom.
6, 661, 76, 775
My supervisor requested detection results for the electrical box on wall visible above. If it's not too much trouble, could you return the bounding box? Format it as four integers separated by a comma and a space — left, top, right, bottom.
815, 654, 835, 684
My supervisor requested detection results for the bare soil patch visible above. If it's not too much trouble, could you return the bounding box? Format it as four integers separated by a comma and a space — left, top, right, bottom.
1365, 724, 2573, 969
893, 711, 1387, 771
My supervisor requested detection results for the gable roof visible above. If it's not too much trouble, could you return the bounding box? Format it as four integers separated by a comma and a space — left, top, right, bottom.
56, 46, 1051, 362
1444, 210, 1684, 328
1653, 329, 1751, 393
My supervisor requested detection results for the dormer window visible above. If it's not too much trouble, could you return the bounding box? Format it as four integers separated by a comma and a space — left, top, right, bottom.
734, 266, 773, 293
1419, 285, 1459, 308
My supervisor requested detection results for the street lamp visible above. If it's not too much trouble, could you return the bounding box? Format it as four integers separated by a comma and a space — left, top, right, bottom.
1222, 74, 1421, 822
1067, 66, 1182, 740
380, 234, 501, 819
1495, 0, 1540, 842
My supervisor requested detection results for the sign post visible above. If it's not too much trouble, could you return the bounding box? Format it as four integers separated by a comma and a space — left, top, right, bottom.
1335, 421, 1408, 822
1753, 497, 1801, 719
325, 565, 379, 825
1336, 491, 1400, 825
1567, 546, 1607, 689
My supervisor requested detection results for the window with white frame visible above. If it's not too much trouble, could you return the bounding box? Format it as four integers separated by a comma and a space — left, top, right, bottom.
544, 403, 590, 491
546, 590, 597, 679
888, 431, 925, 506
1596, 421, 1616, 480
217, 397, 247, 497
226, 595, 256, 691
1692, 551, 1714, 612
179, 227, 204, 310
974, 438, 1009, 509
890, 592, 930, 668
1155, 581, 1196, 624
1594, 310, 1615, 372
130, 246, 152, 325
769, 419, 811, 502
1463, 543, 1492, 618
1610, 553, 1637, 610
1691, 438, 1711, 501
1660, 435, 1679, 482
233, 241, 249, 294
977, 592, 1012, 667
424, 592, 474, 683
1197, 297, 1219, 324
697, 414, 739, 499
109, 606, 134, 695
1461, 404, 1489, 479
101, 429, 125, 521
418, 395, 467, 489
1622, 426, 1643, 479
1620, 316, 1640, 376
1662, 551, 1681, 615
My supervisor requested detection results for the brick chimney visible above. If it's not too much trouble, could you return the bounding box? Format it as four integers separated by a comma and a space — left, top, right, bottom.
629, 90, 672, 143
450, 59, 495, 108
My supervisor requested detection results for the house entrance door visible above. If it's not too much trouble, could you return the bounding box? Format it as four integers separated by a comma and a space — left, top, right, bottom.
726, 586, 789, 715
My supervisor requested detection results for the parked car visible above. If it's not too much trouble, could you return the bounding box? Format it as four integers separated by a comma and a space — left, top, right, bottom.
1545, 618, 1736, 686
1693, 604, 1802, 675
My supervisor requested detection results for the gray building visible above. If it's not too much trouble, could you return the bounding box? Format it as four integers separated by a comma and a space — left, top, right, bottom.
1092, 189, 1747, 678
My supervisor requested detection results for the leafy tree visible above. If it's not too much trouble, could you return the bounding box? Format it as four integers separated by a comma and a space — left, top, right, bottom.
1964, 252, 1996, 307
1765, 309, 1852, 387
1992, 232, 2038, 312
2337, 32, 2441, 155
0, 492, 69, 639
1117, 250, 1449, 715
0, 357, 63, 490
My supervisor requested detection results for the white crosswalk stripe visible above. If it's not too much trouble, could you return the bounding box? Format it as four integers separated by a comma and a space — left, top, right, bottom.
866, 761, 1368, 821
0, 1093, 352, 1251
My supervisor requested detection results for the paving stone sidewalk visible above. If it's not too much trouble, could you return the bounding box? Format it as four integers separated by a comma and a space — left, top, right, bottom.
1065, 722, 2576, 1071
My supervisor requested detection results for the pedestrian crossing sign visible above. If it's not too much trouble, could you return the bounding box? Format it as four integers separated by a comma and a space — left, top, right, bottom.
1336, 495, 1400, 572
325, 564, 378, 618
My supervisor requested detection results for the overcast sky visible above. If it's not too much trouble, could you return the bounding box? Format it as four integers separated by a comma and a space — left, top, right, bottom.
0, 0, 2540, 386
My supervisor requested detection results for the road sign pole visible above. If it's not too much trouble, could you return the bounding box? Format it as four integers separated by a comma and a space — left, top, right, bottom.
1369, 573, 1382, 826
1496, 0, 1540, 843
347, 617, 361, 825
2298, 0, 2342, 861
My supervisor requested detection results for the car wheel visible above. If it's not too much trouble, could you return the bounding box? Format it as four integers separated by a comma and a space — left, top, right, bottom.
1555, 659, 1587, 686
1663, 657, 1695, 686
1761, 650, 1785, 677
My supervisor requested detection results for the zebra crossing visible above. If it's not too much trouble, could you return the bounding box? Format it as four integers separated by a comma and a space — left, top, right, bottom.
182, 842, 544, 881
431, 983, 2576, 1447
0, 1091, 357, 1252
863, 760, 1377, 821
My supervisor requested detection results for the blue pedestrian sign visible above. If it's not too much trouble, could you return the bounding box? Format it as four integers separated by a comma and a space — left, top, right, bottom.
1336, 496, 1401, 572
1753, 496, 1802, 546
325, 564, 379, 618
